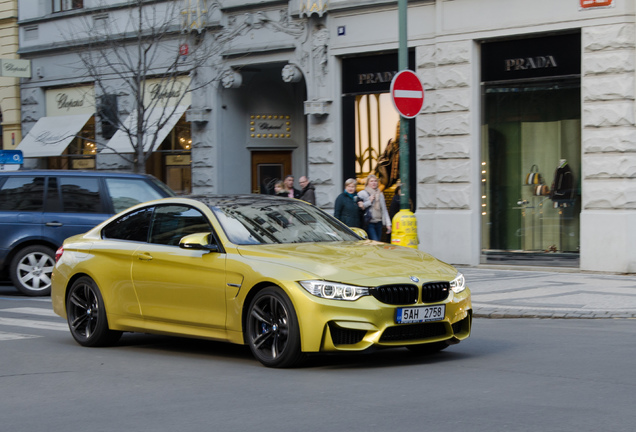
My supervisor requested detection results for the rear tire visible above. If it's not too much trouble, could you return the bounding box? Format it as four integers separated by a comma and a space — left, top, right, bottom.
10, 245, 55, 296
246, 287, 304, 368
66, 276, 122, 347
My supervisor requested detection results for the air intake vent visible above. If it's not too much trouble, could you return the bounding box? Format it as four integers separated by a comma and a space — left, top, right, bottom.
329, 323, 366, 345
380, 322, 447, 342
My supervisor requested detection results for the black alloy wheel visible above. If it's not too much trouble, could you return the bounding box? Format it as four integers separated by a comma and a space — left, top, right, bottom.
66, 276, 122, 347
246, 287, 304, 368
10, 245, 55, 296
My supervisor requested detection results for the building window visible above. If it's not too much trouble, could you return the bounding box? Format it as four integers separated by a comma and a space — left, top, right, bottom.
24, 25, 39, 41
53, 0, 83, 13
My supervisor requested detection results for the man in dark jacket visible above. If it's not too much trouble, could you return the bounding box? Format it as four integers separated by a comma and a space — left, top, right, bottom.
298, 176, 316, 205
284, 175, 301, 199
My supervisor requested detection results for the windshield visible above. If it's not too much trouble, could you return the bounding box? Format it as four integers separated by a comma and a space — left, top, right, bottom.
210, 200, 361, 245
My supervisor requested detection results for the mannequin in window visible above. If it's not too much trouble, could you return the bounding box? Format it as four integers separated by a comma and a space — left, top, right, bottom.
550, 159, 576, 206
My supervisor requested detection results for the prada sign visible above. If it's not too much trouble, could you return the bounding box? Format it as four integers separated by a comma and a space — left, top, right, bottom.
342, 52, 414, 95
505, 55, 557, 72
482, 33, 580, 82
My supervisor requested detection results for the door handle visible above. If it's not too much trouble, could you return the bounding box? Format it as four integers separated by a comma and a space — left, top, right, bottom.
137, 252, 153, 261
45, 222, 63, 227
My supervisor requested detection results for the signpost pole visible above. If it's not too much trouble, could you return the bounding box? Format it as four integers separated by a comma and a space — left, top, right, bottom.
398, 0, 409, 210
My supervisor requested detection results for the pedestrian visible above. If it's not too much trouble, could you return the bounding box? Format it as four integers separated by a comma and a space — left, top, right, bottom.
358, 174, 391, 241
298, 176, 316, 205
273, 180, 287, 197
284, 175, 301, 199
334, 178, 364, 228
389, 185, 413, 221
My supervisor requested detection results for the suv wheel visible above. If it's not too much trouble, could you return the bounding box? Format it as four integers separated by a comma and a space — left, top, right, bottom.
10, 245, 55, 296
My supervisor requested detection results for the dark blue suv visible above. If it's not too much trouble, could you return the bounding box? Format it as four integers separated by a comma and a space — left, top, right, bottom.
0, 170, 174, 296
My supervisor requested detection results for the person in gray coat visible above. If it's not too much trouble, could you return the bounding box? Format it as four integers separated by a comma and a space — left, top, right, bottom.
299, 176, 316, 205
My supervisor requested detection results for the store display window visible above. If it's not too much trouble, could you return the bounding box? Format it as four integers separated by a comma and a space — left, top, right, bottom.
481, 80, 581, 262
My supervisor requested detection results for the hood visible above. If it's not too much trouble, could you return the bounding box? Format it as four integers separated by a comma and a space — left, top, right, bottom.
236, 241, 457, 285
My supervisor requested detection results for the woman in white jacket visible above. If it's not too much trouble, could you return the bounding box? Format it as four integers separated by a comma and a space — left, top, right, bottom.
358, 174, 391, 241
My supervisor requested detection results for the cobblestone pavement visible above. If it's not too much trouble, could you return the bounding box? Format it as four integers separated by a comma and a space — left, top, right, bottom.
456, 266, 636, 319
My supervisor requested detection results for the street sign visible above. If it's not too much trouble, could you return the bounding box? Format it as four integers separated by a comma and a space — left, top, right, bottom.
580, 0, 613, 9
0, 150, 23, 164
390, 70, 424, 118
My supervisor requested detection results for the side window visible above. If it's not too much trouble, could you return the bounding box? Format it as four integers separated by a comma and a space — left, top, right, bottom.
102, 207, 153, 242
45, 177, 62, 212
0, 176, 45, 211
105, 178, 166, 213
149, 205, 212, 246
59, 177, 104, 214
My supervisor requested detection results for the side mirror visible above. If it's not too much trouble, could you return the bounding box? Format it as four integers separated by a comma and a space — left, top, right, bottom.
179, 232, 219, 252
350, 227, 368, 239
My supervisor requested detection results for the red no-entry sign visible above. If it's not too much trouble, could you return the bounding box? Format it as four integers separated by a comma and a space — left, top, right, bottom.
390, 70, 424, 118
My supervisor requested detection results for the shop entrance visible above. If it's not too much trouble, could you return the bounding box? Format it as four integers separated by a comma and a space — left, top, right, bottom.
341, 52, 417, 205
251, 151, 292, 194
481, 33, 581, 267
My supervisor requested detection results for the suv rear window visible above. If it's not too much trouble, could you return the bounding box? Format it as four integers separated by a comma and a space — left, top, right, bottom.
105, 178, 167, 213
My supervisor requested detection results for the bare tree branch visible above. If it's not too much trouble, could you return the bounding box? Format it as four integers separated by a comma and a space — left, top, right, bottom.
61, 0, 219, 173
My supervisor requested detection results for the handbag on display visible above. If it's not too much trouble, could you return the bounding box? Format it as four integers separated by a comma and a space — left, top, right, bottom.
534, 184, 550, 196
524, 164, 542, 185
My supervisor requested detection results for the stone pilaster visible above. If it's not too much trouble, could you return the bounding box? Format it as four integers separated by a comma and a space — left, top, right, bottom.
581, 23, 636, 273
582, 23, 636, 210
416, 41, 472, 211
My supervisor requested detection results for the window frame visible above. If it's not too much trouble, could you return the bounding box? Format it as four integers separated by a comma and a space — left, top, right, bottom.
52, 0, 84, 13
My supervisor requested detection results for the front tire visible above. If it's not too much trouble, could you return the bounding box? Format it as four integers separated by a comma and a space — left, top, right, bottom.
10, 245, 55, 296
66, 276, 121, 347
246, 287, 304, 368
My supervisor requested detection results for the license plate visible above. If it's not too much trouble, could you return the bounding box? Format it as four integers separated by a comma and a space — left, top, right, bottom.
396, 305, 445, 324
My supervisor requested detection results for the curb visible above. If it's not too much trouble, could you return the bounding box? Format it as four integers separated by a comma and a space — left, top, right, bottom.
473, 306, 636, 319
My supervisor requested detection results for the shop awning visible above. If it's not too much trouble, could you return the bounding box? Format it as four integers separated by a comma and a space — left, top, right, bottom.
102, 105, 189, 154
16, 113, 93, 157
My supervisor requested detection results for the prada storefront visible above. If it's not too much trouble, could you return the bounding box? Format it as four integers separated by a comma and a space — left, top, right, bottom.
480, 32, 581, 266
341, 52, 417, 207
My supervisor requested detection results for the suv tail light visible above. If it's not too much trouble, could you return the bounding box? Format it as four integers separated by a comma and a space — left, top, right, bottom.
55, 246, 64, 262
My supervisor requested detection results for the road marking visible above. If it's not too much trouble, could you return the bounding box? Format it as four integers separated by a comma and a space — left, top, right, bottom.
0, 330, 41, 341
0, 317, 68, 331
1, 307, 58, 317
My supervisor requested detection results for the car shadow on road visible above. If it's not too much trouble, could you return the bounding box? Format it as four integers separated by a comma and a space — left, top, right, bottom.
110, 333, 481, 369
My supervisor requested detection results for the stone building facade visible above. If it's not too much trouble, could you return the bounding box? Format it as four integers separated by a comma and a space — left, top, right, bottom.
15, 0, 636, 273
0, 0, 21, 151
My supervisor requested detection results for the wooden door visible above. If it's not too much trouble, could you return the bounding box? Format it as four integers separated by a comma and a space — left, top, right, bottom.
251, 151, 292, 194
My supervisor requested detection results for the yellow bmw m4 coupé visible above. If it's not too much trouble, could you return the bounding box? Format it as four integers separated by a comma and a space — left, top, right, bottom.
51, 195, 472, 367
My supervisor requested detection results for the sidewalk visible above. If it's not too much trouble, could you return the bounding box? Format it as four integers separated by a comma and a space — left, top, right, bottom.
456, 266, 636, 319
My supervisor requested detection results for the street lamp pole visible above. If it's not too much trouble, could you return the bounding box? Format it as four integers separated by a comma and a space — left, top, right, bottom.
398, 0, 410, 210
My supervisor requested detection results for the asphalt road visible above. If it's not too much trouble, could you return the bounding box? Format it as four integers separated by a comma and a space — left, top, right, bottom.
1, 288, 635, 432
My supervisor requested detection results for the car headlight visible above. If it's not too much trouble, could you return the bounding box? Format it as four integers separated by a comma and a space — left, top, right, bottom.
450, 272, 466, 293
299, 280, 370, 301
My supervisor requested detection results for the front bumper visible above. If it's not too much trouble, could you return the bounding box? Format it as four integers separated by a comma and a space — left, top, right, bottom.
292, 286, 472, 352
